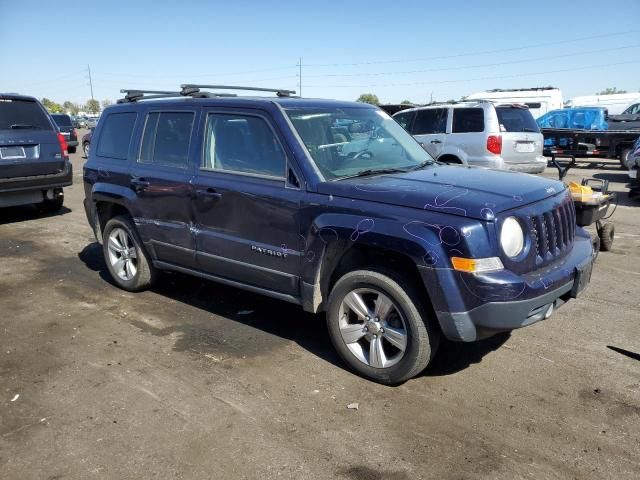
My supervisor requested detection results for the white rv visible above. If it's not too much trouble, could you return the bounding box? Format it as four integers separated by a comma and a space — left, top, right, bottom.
465, 87, 563, 119
566, 92, 640, 115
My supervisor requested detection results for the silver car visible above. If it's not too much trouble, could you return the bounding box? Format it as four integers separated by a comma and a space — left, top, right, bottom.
393, 101, 546, 174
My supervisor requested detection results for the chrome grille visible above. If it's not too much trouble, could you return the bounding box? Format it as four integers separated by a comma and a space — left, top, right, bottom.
532, 200, 575, 264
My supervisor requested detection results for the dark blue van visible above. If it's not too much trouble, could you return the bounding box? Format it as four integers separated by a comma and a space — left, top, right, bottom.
83, 85, 596, 384
0, 93, 72, 211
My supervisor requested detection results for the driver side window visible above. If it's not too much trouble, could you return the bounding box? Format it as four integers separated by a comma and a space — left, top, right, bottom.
203, 113, 286, 178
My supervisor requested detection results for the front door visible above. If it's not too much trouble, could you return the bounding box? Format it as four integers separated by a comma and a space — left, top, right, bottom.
191, 109, 302, 296
130, 108, 199, 267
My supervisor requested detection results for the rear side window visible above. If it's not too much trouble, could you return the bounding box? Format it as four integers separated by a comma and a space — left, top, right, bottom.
412, 109, 447, 134
51, 114, 72, 127
203, 113, 286, 177
0, 99, 52, 131
393, 111, 416, 131
452, 108, 484, 133
496, 107, 540, 133
139, 112, 194, 168
96, 112, 137, 160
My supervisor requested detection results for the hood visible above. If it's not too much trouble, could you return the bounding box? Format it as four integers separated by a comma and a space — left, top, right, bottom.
317, 165, 566, 221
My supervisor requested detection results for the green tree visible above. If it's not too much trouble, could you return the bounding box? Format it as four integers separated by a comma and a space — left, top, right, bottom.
101, 99, 113, 108
596, 87, 627, 95
85, 99, 100, 114
62, 101, 80, 115
41, 98, 63, 113
356, 93, 380, 105
400, 99, 413, 105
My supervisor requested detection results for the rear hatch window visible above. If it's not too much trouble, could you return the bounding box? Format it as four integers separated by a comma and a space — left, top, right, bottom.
496, 107, 539, 133
51, 114, 72, 127
0, 99, 53, 131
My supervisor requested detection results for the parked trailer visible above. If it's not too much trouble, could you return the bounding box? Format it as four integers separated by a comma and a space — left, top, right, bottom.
541, 127, 640, 167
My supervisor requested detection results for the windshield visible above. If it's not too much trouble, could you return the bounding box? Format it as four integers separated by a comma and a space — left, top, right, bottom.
285, 107, 434, 180
496, 107, 540, 133
52, 114, 72, 126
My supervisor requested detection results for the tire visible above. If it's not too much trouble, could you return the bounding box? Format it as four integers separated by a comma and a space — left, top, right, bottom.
598, 222, 615, 252
620, 148, 631, 170
38, 191, 64, 213
590, 231, 600, 260
326, 268, 439, 385
68, 146, 77, 154
102, 215, 157, 291
83, 142, 90, 157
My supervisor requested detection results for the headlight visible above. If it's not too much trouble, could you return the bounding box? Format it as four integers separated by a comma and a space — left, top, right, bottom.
500, 216, 524, 258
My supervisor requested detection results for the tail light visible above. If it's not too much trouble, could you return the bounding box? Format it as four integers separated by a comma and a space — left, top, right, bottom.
57, 132, 68, 157
487, 135, 502, 155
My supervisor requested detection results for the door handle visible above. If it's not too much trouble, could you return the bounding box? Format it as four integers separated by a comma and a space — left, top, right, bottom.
131, 177, 150, 191
196, 187, 222, 200
430, 140, 443, 144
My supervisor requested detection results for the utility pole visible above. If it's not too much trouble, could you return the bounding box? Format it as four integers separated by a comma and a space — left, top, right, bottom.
87, 64, 95, 101
297, 56, 302, 97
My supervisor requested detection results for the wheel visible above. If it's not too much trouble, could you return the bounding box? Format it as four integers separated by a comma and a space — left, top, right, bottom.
102, 215, 157, 291
38, 191, 64, 213
620, 148, 631, 170
590, 231, 600, 260
597, 222, 615, 252
68, 146, 76, 154
83, 142, 90, 157
326, 268, 439, 385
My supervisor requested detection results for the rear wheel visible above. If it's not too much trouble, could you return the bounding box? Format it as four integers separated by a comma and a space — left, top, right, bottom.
102, 215, 157, 291
68, 146, 77, 154
83, 142, 90, 157
38, 190, 64, 213
620, 148, 631, 170
326, 268, 439, 385
598, 222, 615, 252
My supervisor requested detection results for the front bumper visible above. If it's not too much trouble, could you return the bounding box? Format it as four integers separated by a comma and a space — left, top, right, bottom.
423, 229, 596, 342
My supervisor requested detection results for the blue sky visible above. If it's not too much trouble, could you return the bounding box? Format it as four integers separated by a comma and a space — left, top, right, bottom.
1, 0, 639, 106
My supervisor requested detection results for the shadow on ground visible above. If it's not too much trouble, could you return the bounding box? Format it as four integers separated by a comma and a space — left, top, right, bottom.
0, 205, 71, 225
78, 242, 508, 381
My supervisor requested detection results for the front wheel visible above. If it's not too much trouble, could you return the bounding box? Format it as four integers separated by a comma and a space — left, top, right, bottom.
83, 142, 90, 157
102, 215, 157, 291
620, 148, 631, 170
326, 269, 439, 385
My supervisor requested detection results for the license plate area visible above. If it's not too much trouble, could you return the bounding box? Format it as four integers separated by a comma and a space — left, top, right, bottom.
515, 142, 535, 153
0, 146, 27, 160
571, 259, 593, 298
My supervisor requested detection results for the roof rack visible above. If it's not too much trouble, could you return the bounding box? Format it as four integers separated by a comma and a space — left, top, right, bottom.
181, 84, 296, 98
117, 84, 297, 103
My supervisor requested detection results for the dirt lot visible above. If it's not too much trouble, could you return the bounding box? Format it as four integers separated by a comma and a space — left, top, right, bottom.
1, 137, 639, 479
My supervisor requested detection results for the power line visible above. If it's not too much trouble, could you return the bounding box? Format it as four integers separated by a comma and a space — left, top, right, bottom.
93, 64, 295, 79
304, 60, 640, 88
305, 30, 640, 67
303, 44, 640, 78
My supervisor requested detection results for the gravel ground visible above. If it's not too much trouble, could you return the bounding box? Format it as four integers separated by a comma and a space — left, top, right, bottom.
1, 138, 639, 479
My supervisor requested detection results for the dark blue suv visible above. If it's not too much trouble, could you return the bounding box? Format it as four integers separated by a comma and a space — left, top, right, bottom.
83, 85, 596, 384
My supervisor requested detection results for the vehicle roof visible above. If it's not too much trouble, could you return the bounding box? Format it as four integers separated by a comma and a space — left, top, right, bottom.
108, 96, 376, 111
392, 101, 496, 115
0, 93, 40, 102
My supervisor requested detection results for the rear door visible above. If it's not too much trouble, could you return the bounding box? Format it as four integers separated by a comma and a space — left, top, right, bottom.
191, 108, 302, 296
495, 106, 543, 167
0, 97, 64, 179
411, 108, 448, 158
129, 108, 199, 268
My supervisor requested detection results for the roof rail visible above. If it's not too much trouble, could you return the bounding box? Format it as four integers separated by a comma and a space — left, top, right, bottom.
117, 88, 239, 103
181, 84, 296, 98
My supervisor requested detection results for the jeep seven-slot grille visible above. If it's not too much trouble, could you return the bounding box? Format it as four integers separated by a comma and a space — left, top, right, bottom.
531, 200, 576, 263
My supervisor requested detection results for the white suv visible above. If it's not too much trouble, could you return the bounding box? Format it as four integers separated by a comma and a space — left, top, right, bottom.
393, 101, 546, 174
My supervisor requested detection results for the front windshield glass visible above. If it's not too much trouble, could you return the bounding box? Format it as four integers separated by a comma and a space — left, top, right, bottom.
285, 106, 434, 180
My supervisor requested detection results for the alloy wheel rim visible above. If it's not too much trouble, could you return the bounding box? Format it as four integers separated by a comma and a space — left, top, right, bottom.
338, 288, 408, 369
107, 227, 138, 281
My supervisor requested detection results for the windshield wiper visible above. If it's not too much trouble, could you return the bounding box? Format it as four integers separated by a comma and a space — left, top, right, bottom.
339, 167, 408, 180
9, 124, 35, 129
409, 160, 434, 171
